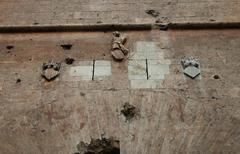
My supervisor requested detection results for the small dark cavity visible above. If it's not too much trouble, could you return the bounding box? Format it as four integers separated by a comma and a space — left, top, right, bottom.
6, 45, 14, 50
41, 129, 46, 133
80, 92, 86, 96
77, 138, 120, 154
108, 87, 116, 91
211, 96, 218, 100
33, 22, 39, 25
159, 24, 169, 31
65, 57, 75, 65
155, 19, 161, 24
121, 103, 138, 121
145, 9, 159, 17
61, 44, 73, 50
213, 75, 220, 79
16, 79, 21, 83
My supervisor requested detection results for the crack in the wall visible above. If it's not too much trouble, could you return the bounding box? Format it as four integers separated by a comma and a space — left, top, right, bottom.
92, 60, 95, 81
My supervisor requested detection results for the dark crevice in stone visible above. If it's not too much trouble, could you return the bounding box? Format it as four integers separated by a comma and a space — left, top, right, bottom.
211, 96, 219, 100
6, 45, 14, 50
41, 62, 61, 81
213, 75, 220, 79
41, 129, 46, 133
65, 57, 75, 65
159, 24, 169, 31
121, 103, 138, 121
16, 79, 21, 83
92, 60, 95, 81
61, 44, 73, 50
80, 92, 86, 96
146, 59, 149, 80
77, 138, 120, 154
145, 9, 159, 17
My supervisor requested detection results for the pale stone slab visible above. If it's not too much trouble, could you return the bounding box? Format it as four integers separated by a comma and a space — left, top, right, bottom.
128, 42, 171, 88
148, 59, 171, 65
132, 41, 167, 60
94, 66, 111, 76
148, 74, 165, 80
130, 80, 163, 89
75, 61, 93, 66
70, 66, 93, 77
62, 61, 94, 81
94, 60, 112, 77
64, 60, 112, 81
95, 60, 111, 66
148, 64, 170, 75
128, 60, 147, 80
132, 41, 157, 60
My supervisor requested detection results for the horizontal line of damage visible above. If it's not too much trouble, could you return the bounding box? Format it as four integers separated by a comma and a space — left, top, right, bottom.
0, 22, 239, 33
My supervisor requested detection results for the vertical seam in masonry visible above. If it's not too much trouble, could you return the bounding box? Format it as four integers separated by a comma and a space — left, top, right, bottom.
92, 60, 95, 81
146, 59, 149, 80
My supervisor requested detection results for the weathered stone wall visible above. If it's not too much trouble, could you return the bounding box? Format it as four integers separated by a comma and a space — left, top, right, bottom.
0, 0, 239, 26
0, 30, 239, 153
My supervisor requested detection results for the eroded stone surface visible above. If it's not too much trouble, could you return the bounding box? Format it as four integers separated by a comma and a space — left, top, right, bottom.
0, 30, 239, 154
0, 0, 239, 26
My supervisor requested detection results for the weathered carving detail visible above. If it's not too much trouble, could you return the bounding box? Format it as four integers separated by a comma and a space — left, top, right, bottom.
111, 31, 129, 61
41, 61, 61, 81
181, 57, 200, 79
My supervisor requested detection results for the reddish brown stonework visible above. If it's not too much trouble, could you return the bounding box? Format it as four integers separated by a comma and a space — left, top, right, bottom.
0, 0, 239, 26
0, 1, 240, 154
0, 30, 239, 153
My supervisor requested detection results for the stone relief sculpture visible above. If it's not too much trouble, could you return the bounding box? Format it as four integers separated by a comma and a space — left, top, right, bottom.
111, 31, 129, 61
41, 60, 61, 81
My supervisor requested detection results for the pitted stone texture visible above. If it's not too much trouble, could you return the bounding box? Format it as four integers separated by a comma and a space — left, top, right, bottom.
0, 30, 240, 154
0, 0, 239, 26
